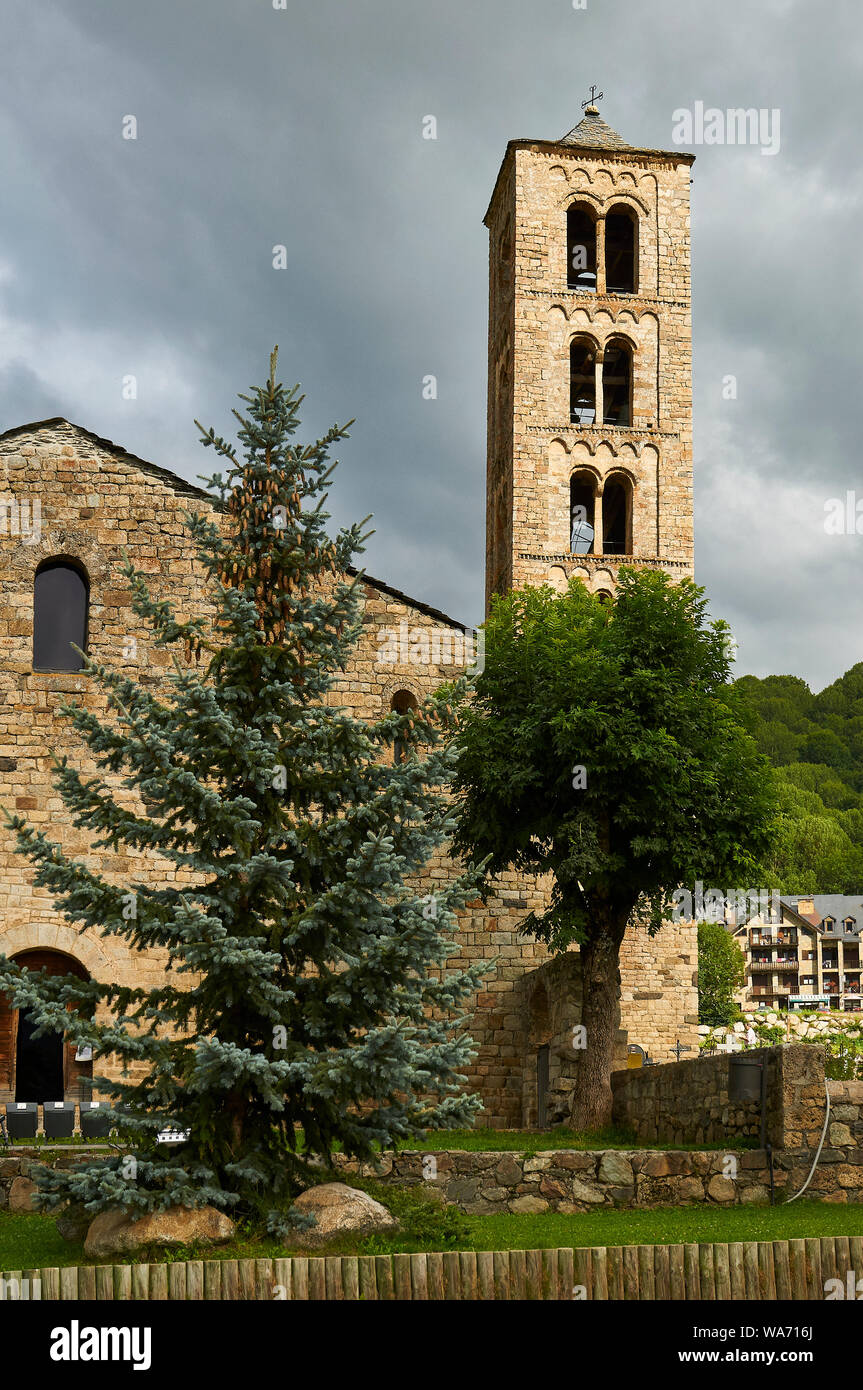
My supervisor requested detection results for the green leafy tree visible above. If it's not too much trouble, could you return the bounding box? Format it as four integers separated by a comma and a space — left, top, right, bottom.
696, 921, 745, 1025
451, 570, 777, 1129
0, 351, 486, 1233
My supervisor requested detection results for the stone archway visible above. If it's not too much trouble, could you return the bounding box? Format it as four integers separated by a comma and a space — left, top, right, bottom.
0, 933, 106, 1102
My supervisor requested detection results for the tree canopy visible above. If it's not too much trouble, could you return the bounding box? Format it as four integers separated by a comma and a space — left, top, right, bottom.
451, 569, 777, 1126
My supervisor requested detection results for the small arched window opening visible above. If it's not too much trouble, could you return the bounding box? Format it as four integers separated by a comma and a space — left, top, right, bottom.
602, 340, 632, 426
602, 479, 630, 555
569, 338, 596, 424
569, 473, 595, 555
605, 206, 637, 294
595, 590, 613, 607
566, 205, 597, 291
33, 560, 89, 672
391, 689, 418, 763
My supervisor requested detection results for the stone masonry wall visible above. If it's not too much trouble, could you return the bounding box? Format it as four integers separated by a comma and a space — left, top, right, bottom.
484, 137, 695, 607
335, 1148, 774, 1213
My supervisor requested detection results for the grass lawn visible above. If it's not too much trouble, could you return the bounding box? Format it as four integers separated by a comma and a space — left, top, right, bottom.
389, 1128, 758, 1153
3, 1197, 862, 1270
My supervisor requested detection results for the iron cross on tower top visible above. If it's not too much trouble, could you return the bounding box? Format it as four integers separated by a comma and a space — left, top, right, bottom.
582, 85, 604, 110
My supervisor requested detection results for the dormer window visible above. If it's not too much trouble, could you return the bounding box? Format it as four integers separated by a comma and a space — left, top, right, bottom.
824, 917, 836, 933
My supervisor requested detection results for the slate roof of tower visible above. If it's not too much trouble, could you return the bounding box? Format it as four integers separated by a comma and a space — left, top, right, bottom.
559, 107, 633, 151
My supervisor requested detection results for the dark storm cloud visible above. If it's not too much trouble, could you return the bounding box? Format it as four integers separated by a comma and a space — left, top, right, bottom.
0, 0, 861, 688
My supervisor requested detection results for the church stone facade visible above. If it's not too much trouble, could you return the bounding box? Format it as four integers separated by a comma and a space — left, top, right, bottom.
0, 108, 699, 1128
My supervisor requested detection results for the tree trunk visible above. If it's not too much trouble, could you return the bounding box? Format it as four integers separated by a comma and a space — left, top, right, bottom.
568, 919, 626, 1132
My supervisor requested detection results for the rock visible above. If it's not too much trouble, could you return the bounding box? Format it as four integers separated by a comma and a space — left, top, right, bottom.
739, 1185, 769, 1205
675, 1177, 704, 1201
707, 1175, 736, 1203
84, 1205, 235, 1259
598, 1151, 634, 1186
289, 1183, 397, 1249
508, 1195, 549, 1214
569, 1178, 606, 1204
444, 1177, 482, 1206
494, 1155, 523, 1186
8, 1177, 38, 1212
829, 1123, 853, 1147
56, 1203, 91, 1242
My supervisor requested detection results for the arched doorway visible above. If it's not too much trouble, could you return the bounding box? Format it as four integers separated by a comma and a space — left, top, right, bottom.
0, 949, 91, 1102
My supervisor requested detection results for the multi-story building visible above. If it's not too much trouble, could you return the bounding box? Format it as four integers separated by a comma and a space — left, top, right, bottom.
730, 895, 863, 1013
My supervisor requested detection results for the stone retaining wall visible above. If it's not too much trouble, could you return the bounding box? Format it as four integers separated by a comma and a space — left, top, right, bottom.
335, 1148, 778, 1212
610, 1044, 820, 1147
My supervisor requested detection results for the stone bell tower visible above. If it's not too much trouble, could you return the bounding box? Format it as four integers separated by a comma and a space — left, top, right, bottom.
483, 99, 696, 612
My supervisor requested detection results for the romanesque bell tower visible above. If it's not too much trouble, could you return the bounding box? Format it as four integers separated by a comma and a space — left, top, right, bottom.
483, 99, 695, 612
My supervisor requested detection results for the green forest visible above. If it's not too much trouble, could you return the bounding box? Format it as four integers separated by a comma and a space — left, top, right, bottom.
732, 664, 863, 894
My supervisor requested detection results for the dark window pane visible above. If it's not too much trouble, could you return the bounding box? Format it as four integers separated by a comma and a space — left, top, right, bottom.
605, 210, 637, 294
570, 476, 595, 554
602, 342, 632, 426
33, 562, 88, 671
567, 207, 597, 290
569, 340, 596, 424
602, 482, 629, 554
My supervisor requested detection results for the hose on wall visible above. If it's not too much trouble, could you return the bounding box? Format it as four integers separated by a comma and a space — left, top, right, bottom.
783, 1080, 831, 1204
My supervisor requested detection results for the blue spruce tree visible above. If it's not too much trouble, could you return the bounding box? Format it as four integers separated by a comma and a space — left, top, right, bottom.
0, 351, 485, 1233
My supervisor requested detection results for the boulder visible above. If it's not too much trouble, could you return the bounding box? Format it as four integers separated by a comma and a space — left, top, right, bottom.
8, 1177, 38, 1212
289, 1183, 398, 1249
84, 1205, 235, 1259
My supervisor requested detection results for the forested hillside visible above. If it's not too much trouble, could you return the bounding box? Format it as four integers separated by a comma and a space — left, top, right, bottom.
732, 665, 863, 893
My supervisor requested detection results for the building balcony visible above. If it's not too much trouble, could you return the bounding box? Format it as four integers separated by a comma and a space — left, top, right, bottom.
749, 960, 798, 972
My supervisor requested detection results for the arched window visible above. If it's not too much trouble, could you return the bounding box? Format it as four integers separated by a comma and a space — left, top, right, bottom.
566, 205, 597, 291
605, 206, 637, 294
569, 338, 596, 424
391, 689, 418, 763
595, 590, 613, 606
569, 473, 595, 554
602, 340, 632, 426
602, 478, 630, 555
33, 560, 89, 672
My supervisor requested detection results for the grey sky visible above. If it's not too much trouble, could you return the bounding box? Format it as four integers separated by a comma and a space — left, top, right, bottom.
1, 0, 860, 690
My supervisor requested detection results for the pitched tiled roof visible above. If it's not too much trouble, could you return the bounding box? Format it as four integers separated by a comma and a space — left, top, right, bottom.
559, 106, 632, 151
781, 894, 863, 939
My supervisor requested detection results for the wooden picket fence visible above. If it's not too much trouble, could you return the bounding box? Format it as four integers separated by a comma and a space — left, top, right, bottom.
2, 1236, 860, 1299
